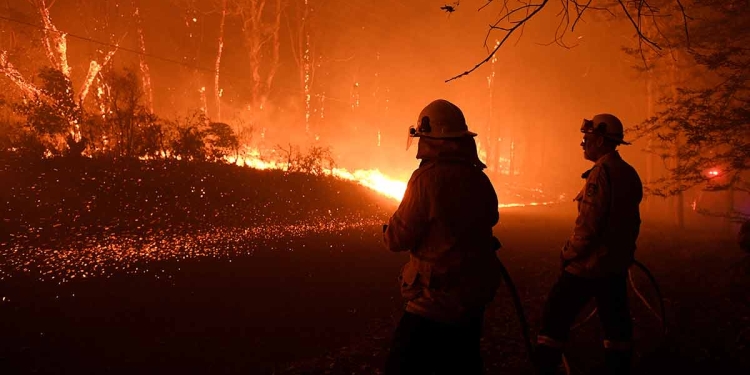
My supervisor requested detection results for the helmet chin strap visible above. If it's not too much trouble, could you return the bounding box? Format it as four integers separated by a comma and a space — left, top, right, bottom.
406, 133, 415, 151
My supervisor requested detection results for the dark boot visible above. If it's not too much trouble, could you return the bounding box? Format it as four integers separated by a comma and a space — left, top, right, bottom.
533, 345, 563, 375
604, 349, 632, 375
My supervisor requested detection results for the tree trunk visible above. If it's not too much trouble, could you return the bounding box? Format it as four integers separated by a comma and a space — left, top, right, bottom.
214, 0, 227, 121
133, 2, 153, 113
670, 56, 685, 229
287, 0, 313, 134
240, 0, 283, 114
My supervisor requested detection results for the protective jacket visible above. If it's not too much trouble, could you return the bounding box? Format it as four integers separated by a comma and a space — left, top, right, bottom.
384, 137, 501, 323
562, 151, 643, 277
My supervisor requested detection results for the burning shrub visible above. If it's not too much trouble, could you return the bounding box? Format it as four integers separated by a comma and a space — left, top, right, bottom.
205, 122, 240, 162
172, 126, 207, 161
169, 112, 209, 161
0, 119, 21, 153
276, 144, 336, 175
64, 133, 87, 157
13, 130, 47, 159
13, 67, 80, 155
138, 121, 168, 159
97, 69, 158, 158
296, 145, 336, 176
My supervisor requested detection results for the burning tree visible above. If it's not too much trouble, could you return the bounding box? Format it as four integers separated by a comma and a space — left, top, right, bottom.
286, 0, 317, 135
0, 0, 124, 152
170, 0, 284, 130
205, 121, 241, 161
12, 67, 82, 156
232, 0, 283, 115
170, 111, 209, 162
95, 68, 158, 158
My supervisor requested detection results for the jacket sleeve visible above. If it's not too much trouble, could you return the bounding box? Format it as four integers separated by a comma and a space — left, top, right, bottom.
383, 171, 429, 252
562, 165, 610, 261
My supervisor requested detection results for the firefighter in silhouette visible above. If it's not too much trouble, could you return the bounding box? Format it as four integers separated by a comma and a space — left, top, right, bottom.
383, 99, 501, 375
534, 114, 643, 375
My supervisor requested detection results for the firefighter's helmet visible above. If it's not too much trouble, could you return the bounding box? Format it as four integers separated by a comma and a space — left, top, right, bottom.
581, 113, 631, 145
409, 99, 477, 139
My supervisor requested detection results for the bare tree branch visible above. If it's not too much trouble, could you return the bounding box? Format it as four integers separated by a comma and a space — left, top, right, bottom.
616, 0, 661, 50
571, 0, 594, 32
478, 0, 494, 12
675, 0, 690, 48
448, 0, 549, 82
453, 0, 692, 81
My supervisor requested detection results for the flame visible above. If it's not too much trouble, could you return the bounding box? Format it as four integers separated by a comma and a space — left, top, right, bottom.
223, 147, 559, 208
707, 168, 720, 177
331, 168, 406, 201
80, 61, 102, 103
80, 40, 121, 103
225, 148, 406, 200
38, 0, 70, 77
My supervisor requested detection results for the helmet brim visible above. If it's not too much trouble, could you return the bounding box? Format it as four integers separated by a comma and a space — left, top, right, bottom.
582, 128, 631, 145
415, 130, 477, 138
602, 134, 631, 145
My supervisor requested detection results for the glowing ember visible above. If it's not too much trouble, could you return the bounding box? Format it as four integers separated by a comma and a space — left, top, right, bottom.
0, 218, 383, 283
707, 168, 720, 177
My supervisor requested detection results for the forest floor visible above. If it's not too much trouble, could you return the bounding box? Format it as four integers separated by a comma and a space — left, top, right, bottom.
1, 155, 747, 374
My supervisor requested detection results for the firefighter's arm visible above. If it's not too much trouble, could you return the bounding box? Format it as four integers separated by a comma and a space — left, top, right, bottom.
562, 165, 610, 261
383, 172, 429, 252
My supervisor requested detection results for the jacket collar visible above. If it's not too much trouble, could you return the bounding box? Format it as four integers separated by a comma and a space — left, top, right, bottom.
416, 137, 487, 169
581, 150, 620, 178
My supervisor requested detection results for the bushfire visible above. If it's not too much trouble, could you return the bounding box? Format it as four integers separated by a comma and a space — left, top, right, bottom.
228, 148, 556, 207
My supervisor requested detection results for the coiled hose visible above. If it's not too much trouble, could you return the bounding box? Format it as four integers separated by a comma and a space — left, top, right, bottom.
497, 258, 666, 373
570, 260, 667, 335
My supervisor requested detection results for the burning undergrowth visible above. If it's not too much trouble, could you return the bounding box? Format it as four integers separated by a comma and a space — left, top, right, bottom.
0, 154, 394, 282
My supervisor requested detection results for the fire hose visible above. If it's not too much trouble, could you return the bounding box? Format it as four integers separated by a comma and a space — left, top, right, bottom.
569, 259, 667, 335
385, 226, 666, 370
496, 257, 535, 359
495, 249, 666, 372
564, 259, 667, 375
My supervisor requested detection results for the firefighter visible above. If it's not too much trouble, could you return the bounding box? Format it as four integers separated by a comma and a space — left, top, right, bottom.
383, 99, 502, 375
534, 114, 643, 375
